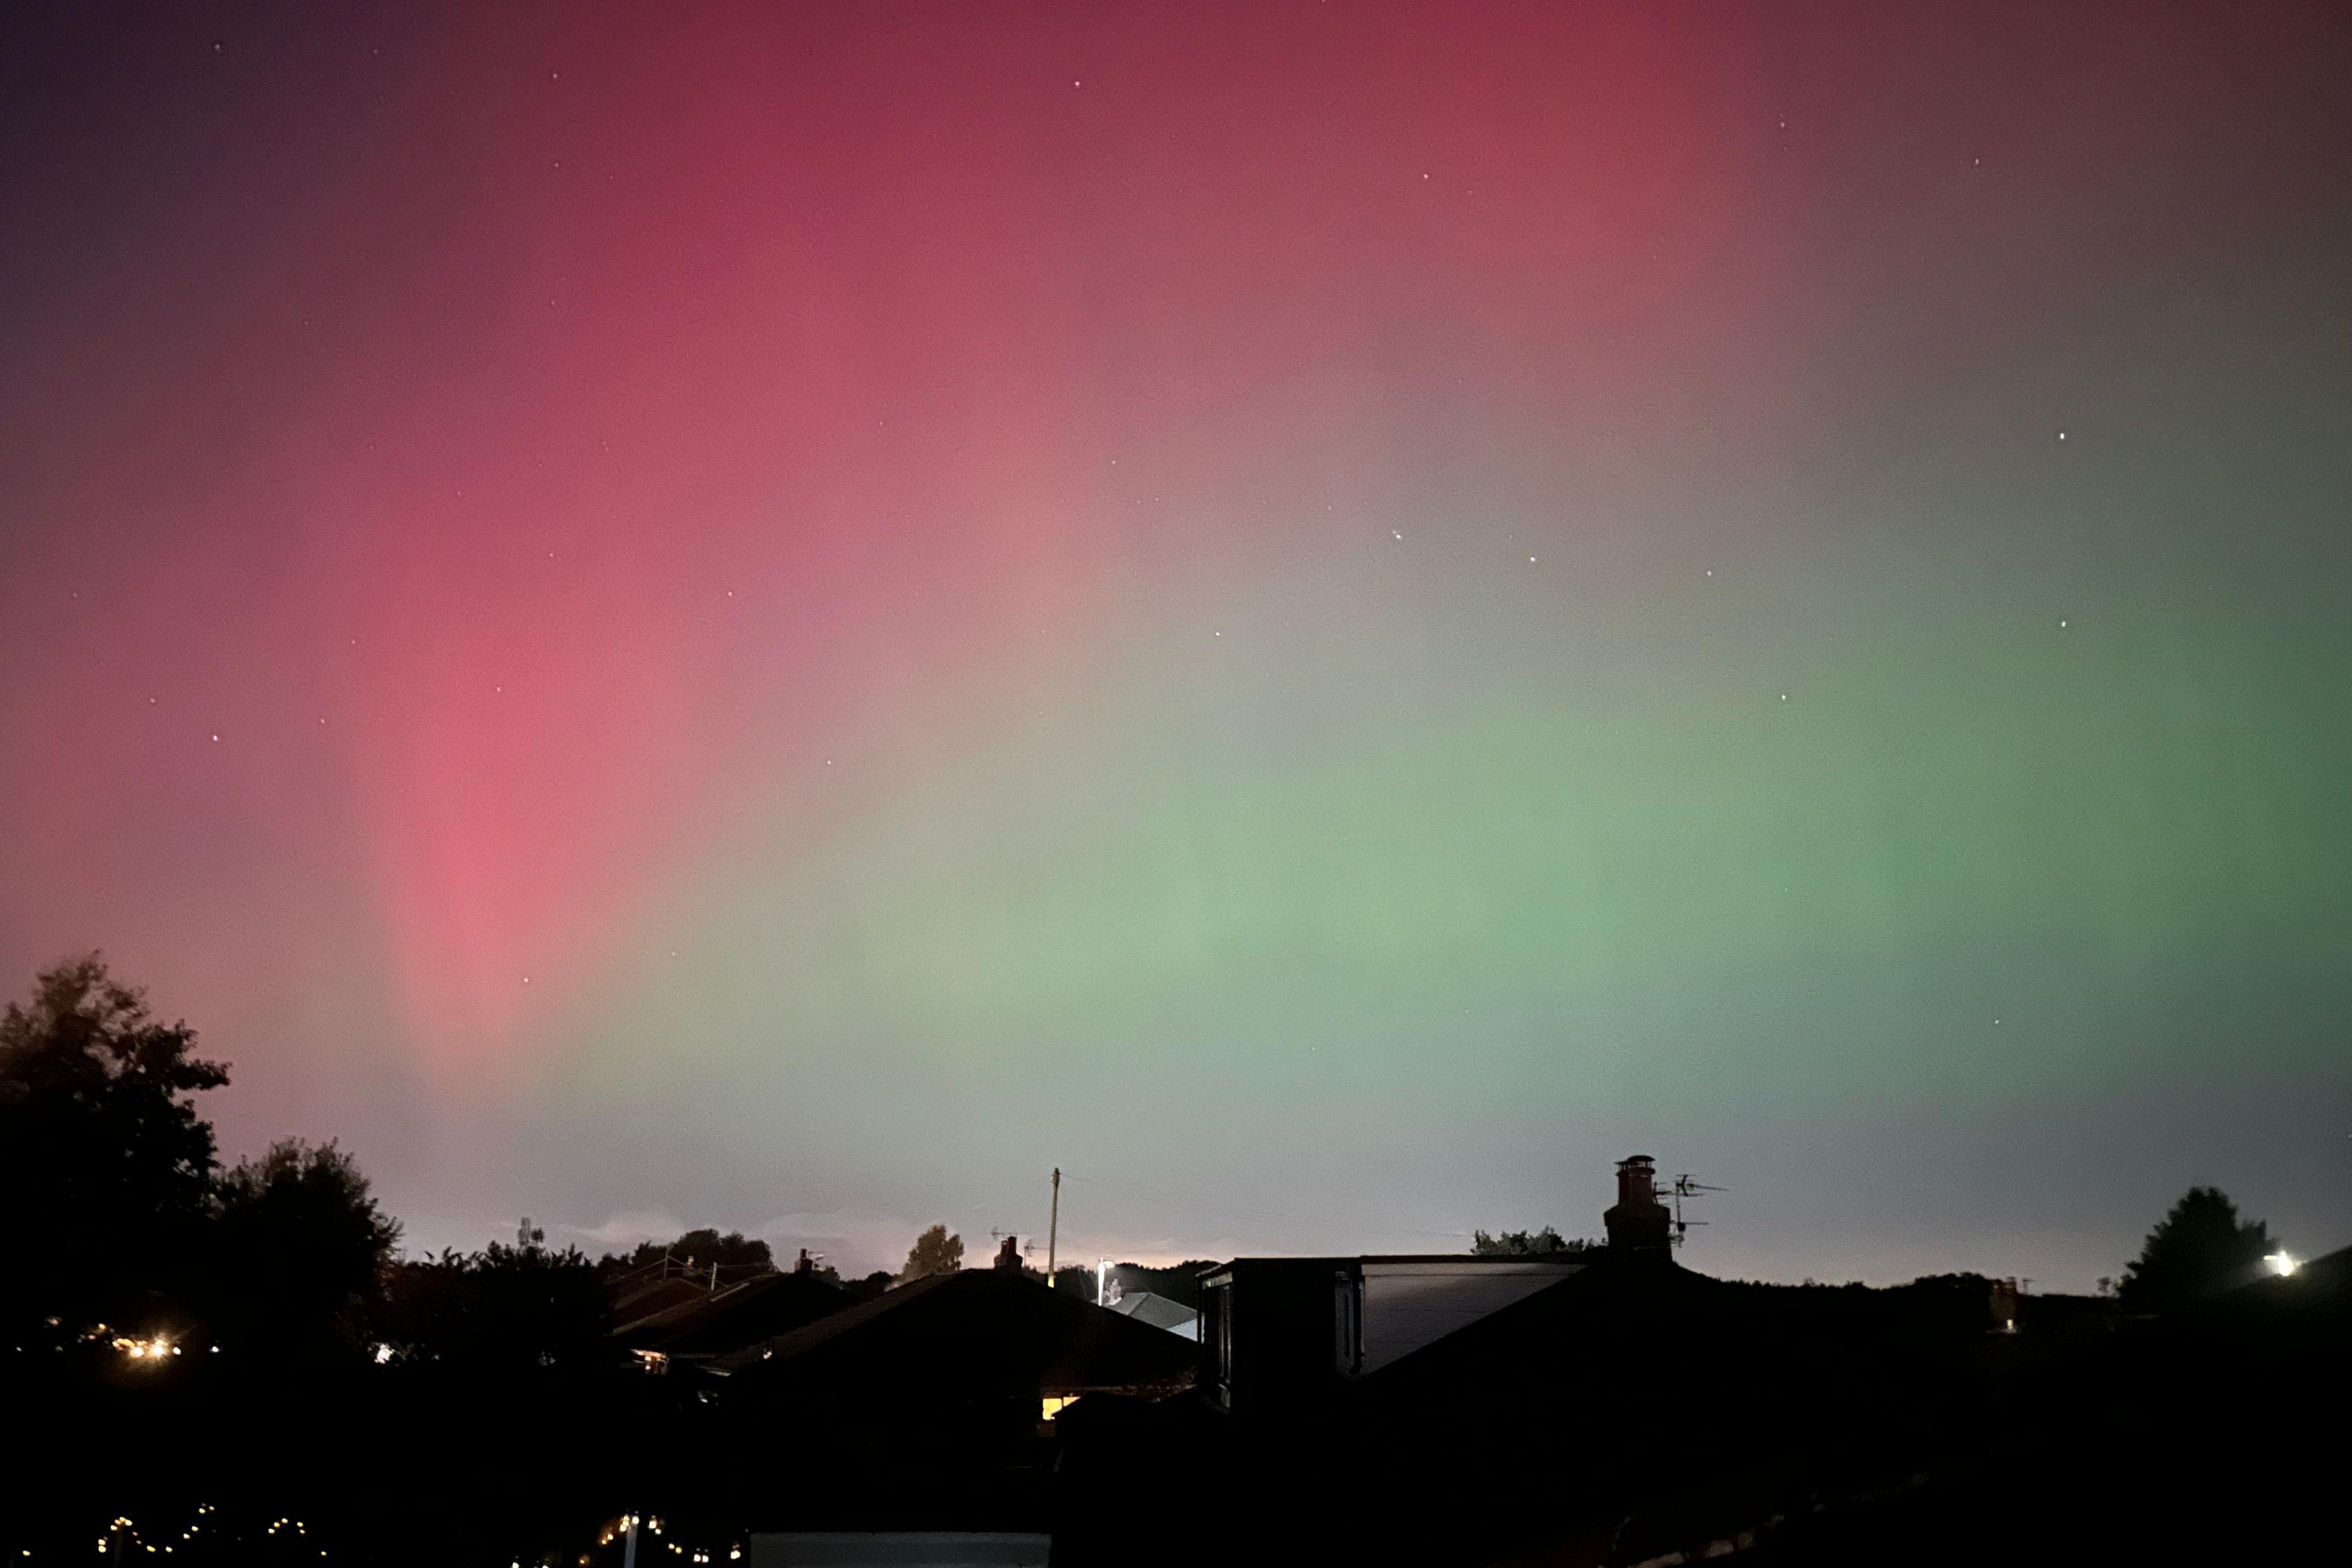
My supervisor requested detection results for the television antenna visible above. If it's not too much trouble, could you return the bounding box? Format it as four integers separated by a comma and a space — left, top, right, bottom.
1668, 1176, 1723, 1248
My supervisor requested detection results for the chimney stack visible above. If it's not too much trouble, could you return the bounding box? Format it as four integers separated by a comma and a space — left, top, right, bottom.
1604, 1155, 1672, 1256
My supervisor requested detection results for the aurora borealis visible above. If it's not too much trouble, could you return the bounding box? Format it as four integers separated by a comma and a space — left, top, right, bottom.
2, 1, 2346, 1287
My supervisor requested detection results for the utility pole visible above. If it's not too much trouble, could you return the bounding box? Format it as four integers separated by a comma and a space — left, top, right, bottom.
622, 1514, 638, 1568
1047, 1167, 1061, 1280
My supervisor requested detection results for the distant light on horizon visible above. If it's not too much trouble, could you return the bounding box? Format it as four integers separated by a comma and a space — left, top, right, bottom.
2266, 1251, 2299, 1278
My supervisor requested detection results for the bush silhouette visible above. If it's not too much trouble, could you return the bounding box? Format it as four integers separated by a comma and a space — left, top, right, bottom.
2119, 1186, 2274, 1313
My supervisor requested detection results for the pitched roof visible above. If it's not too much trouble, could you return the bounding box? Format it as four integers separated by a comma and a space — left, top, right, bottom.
1107, 1291, 1198, 1335
1359, 1253, 1701, 1392
615, 1270, 849, 1356
609, 1275, 710, 1333
712, 1268, 1196, 1396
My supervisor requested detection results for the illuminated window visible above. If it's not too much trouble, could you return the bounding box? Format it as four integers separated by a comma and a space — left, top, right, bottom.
1040, 1395, 1081, 1422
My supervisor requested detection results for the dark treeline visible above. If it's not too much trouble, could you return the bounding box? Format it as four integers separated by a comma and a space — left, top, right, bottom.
1471, 1224, 1597, 1256
0, 958, 701, 1562
0, 956, 616, 1373
1, 955, 2318, 1564
601, 1226, 777, 1279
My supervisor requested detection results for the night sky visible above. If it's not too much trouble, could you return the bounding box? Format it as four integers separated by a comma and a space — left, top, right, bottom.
4, 1, 2347, 1287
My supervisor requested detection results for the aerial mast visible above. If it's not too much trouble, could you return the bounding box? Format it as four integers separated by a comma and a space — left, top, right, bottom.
1046, 1167, 1061, 1280
1669, 1174, 1724, 1248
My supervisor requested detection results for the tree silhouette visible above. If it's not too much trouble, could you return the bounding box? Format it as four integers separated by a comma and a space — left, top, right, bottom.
2120, 1186, 2274, 1313
206, 1138, 402, 1359
0, 955, 228, 1336
1471, 1226, 1594, 1257
603, 1227, 774, 1278
676, 1227, 771, 1270
902, 1223, 964, 1280
382, 1242, 611, 1368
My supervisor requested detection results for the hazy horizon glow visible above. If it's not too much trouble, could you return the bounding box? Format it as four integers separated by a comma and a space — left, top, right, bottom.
3, 2, 2347, 1284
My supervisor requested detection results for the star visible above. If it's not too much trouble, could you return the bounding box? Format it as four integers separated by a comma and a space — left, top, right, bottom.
2058, 619, 2068, 628
2056, 431, 2067, 441
1705, 568, 1713, 578
1392, 530, 1402, 540
210, 733, 220, 742
1779, 693, 1787, 702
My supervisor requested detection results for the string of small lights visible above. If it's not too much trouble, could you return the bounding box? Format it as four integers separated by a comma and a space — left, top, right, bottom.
560, 1513, 744, 1567
32, 1504, 747, 1565
70, 1504, 325, 1562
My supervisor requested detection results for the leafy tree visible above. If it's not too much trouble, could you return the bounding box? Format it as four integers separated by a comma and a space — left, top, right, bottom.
382, 1242, 611, 1368
205, 1138, 402, 1358
0, 956, 228, 1335
845, 1269, 895, 1303
2120, 1186, 2275, 1313
677, 1227, 771, 1270
1471, 1226, 1594, 1257
601, 1227, 775, 1280
463, 1241, 612, 1366
902, 1224, 964, 1281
